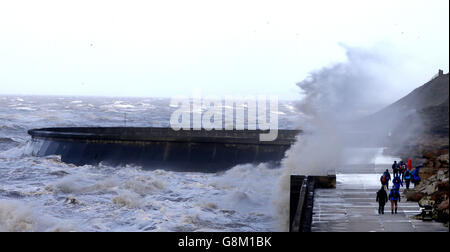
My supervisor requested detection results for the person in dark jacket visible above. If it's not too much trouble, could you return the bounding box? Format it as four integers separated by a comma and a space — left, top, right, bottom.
376, 186, 388, 214
389, 188, 401, 214
404, 169, 412, 189
400, 163, 407, 182
392, 161, 399, 177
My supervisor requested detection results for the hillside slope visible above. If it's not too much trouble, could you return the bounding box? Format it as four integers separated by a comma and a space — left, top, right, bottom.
375, 71, 449, 157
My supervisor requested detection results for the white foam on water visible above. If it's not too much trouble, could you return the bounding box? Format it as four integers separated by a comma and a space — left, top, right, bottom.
14, 107, 36, 111
0, 96, 303, 232
112, 190, 143, 208
0, 145, 28, 159
1, 157, 283, 231
0, 199, 77, 232
113, 104, 135, 109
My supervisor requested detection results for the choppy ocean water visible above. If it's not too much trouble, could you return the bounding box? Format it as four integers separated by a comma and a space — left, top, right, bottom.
0, 96, 301, 232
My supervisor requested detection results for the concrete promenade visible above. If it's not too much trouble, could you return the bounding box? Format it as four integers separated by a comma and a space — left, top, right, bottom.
312, 174, 448, 232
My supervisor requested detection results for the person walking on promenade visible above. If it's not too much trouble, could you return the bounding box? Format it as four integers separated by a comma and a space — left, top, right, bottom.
400, 163, 407, 182
392, 161, 399, 177
381, 169, 391, 190
392, 175, 403, 191
376, 186, 388, 214
389, 188, 401, 214
404, 169, 412, 189
411, 164, 423, 188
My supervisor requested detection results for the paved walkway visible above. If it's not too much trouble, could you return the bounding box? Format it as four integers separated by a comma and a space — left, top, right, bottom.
312, 174, 448, 232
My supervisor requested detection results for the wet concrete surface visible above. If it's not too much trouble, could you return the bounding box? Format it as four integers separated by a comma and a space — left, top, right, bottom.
312, 174, 449, 232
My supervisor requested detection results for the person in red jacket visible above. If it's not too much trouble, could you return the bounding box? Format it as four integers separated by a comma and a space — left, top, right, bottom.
380, 169, 391, 190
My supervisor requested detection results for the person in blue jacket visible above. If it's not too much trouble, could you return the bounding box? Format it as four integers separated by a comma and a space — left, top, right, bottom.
389, 188, 401, 214
404, 169, 412, 189
411, 164, 423, 188
392, 175, 403, 190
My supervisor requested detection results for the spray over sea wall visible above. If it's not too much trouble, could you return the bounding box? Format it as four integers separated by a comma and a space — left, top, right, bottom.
274, 45, 422, 230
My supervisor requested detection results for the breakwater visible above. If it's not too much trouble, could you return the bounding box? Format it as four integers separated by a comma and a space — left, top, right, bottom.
28, 127, 300, 172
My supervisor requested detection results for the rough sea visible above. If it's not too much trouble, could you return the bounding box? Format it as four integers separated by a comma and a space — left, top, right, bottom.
0, 96, 301, 232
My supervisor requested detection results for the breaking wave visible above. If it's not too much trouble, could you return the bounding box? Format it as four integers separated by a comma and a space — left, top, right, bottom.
0, 199, 76, 232
0, 96, 302, 232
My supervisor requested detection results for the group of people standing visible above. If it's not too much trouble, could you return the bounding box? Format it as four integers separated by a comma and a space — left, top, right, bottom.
376, 160, 422, 215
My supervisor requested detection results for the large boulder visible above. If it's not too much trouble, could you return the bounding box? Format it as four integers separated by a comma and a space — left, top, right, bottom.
438, 199, 449, 212
437, 154, 449, 168
438, 154, 449, 163
437, 179, 449, 192
430, 190, 448, 202
438, 149, 449, 156
420, 167, 436, 180
419, 196, 435, 207
423, 151, 438, 160
436, 199, 449, 223
414, 183, 428, 192
437, 169, 448, 181
435, 160, 442, 169
405, 190, 425, 202
423, 182, 438, 195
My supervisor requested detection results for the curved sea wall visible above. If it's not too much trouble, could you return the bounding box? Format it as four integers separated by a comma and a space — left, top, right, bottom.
28, 127, 300, 172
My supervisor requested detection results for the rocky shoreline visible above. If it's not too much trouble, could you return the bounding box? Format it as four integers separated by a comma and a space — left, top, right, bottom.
403, 150, 449, 225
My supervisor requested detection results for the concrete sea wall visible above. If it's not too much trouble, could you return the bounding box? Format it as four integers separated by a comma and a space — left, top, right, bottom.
28, 127, 300, 172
